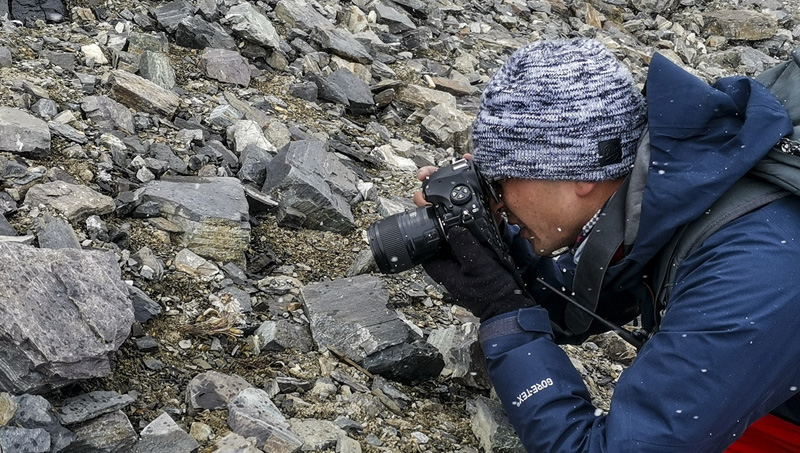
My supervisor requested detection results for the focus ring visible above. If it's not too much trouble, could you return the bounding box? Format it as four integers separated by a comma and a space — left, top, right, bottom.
375, 218, 412, 272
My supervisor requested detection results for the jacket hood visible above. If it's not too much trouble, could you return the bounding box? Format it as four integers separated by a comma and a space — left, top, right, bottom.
624, 53, 793, 265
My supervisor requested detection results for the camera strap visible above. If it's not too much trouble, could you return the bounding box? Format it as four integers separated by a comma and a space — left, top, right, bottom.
566, 177, 630, 336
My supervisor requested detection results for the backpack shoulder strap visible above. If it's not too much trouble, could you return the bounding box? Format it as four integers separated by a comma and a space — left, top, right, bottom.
651, 176, 789, 325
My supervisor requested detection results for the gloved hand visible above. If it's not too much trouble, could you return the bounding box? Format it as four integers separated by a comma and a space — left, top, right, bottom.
422, 226, 536, 321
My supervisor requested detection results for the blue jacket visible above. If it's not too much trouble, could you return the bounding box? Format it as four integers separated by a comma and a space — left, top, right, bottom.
481, 53, 800, 452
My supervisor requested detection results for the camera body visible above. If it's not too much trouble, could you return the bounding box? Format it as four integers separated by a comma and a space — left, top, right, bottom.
368, 158, 508, 274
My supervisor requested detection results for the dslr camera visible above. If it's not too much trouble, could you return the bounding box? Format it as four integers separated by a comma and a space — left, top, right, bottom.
367, 158, 509, 274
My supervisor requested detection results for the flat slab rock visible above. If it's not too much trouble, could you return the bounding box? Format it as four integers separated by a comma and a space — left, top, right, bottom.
301, 274, 411, 362
133, 176, 250, 265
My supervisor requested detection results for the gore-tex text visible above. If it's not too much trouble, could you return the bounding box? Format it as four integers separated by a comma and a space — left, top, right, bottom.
512, 378, 554, 407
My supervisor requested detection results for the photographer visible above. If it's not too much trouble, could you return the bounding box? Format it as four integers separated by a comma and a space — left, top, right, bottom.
415, 39, 800, 451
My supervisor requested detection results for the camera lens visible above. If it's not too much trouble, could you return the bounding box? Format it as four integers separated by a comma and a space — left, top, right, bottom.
367, 206, 443, 274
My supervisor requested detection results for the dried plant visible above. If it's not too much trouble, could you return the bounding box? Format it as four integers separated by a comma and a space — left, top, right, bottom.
178, 293, 245, 339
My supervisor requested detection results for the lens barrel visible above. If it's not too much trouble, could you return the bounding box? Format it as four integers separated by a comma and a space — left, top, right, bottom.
367, 206, 442, 273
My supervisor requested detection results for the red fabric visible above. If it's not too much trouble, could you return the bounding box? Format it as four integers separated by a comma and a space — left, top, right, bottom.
725, 414, 800, 452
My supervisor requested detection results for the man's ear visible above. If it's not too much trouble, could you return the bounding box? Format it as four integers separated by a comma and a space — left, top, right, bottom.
574, 178, 625, 201
574, 181, 597, 197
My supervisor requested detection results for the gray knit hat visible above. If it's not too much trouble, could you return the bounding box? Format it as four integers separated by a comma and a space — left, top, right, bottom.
472, 38, 647, 182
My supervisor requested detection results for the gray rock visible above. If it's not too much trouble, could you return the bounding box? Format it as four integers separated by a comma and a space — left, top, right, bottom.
81, 95, 136, 133
138, 51, 176, 90
0, 426, 50, 453
128, 285, 162, 323
313, 28, 373, 64
0, 47, 12, 68
0, 107, 51, 156
237, 143, 272, 186
127, 32, 170, 55
200, 48, 251, 86
420, 103, 473, 153
40, 50, 75, 71
207, 104, 244, 129
376, 195, 415, 217
326, 68, 375, 115
135, 336, 159, 352
360, 339, 445, 384
132, 412, 200, 453
130, 246, 165, 280
288, 419, 347, 451
395, 84, 457, 110
227, 388, 302, 452
253, 320, 314, 353
186, 370, 253, 414
428, 324, 490, 389
262, 140, 359, 233
290, 81, 318, 102
219, 285, 252, 312
175, 15, 237, 50
302, 274, 443, 383
67, 410, 137, 453
197, 139, 239, 167
226, 120, 276, 155
703, 46, 779, 76
149, 142, 188, 174
0, 214, 15, 236
345, 249, 376, 276
468, 396, 524, 453
431, 75, 476, 97
0, 243, 132, 394
274, 376, 313, 394
212, 432, 262, 452
131, 177, 250, 266
10, 0, 66, 23
329, 368, 369, 393
223, 92, 271, 127
153, 0, 197, 33
9, 394, 75, 452
56, 391, 135, 426
48, 121, 88, 144
274, 0, 332, 32
24, 181, 115, 223
221, 262, 247, 284
225, 3, 281, 49
34, 213, 81, 249
107, 69, 181, 119
242, 185, 280, 212
196, 0, 219, 21
308, 71, 350, 106
75, 73, 97, 94
390, 0, 427, 15
174, 248, 220, 277
85, 214, 108, 242
112, 50, 141, 73
701, 10, 778, 41
373, 2, 417, 33
30, 99, 57, 119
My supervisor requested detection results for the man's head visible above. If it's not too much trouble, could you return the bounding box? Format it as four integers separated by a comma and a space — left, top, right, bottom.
472, 38, 647, 255
472, 38, 646, 181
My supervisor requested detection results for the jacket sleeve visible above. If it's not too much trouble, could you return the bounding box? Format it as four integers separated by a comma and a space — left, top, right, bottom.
480, 197, 800, 452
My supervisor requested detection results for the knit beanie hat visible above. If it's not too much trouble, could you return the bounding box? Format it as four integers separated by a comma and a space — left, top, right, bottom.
472, 38, 647, 182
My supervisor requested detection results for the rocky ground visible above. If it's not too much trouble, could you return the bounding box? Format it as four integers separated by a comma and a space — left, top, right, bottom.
0, 0, 797, 451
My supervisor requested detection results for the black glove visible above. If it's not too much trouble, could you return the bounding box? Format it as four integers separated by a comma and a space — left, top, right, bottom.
422, 226, 535, 321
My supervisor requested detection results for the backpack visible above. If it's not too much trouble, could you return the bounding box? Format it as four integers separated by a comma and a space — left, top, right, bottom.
651, 46, 800, 334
